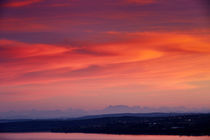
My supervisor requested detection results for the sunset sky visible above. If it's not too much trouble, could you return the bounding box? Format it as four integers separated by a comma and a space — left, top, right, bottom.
0, 0, 210, 112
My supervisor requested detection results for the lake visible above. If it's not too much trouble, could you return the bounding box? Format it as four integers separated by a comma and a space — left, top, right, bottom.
0, 133, 209, 140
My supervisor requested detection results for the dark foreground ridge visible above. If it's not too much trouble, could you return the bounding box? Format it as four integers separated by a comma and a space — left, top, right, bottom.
0, 113, 210, 136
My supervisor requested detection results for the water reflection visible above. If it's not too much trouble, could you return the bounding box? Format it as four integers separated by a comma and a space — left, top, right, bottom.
0, 133, 209, 140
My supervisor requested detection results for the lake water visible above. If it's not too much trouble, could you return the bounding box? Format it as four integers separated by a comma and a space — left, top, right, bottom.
0, 133, 209, 140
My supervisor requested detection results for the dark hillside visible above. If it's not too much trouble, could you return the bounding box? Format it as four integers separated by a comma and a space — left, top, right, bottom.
0, 113, 210, 136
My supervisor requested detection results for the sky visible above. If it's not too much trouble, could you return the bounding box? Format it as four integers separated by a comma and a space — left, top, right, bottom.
0, 0, 210, 112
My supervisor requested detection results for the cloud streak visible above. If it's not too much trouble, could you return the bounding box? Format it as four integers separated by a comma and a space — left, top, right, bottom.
0, 0, 210, 111
124, 0, 157, 5
0, 31, 209, 88
1, 0, 43, 7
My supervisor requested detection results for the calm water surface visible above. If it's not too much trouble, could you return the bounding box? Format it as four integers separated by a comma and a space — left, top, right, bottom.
0, 133, 209, 140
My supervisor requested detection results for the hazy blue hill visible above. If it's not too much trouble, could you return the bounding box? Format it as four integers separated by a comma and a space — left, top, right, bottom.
1, 105, 209, 119
75, 112, 197, 120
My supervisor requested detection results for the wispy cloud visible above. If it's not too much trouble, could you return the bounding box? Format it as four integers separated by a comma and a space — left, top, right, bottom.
124, 0, 157, 5
0, 31, 209, 89
0, 0, 209, 110
1, 0, 43, 7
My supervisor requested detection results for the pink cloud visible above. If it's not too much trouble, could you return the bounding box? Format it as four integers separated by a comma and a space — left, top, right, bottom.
0, 31, 209, 90
1, 0, 43, 7
0, 39, 70, 58
124, 0, 157, 4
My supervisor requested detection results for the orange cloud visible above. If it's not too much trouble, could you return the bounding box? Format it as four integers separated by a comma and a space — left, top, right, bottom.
0, 31, 210, 109
0, 39, 70, 58
1, 0, 43, 7
0, 31, 209, 89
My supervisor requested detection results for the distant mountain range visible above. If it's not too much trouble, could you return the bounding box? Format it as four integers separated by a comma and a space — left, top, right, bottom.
0, 105, 210, 119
